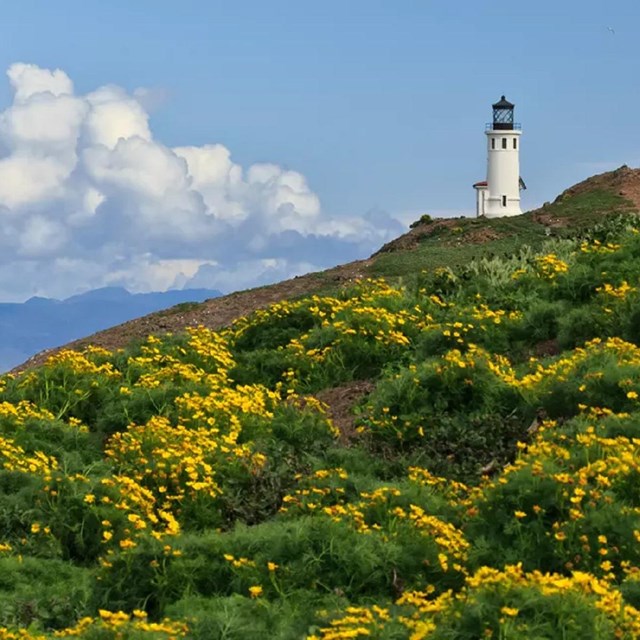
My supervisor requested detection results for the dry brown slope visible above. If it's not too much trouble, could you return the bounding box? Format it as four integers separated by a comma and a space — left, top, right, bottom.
530, 165, 640, 227
556, 165, 640, 209
13, 257, 374, 373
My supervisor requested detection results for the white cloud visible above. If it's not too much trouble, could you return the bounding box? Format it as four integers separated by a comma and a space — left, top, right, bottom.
84, 85, 151, 148
1, 92, 86, 149
7, 63, 73, 102
0, 63, 405, 302
174, 144, 247, 223
0, 154, 72, 208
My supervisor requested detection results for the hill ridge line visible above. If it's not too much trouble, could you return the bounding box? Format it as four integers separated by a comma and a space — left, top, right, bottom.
11, 164, 640, 374
11, 257, 374, 374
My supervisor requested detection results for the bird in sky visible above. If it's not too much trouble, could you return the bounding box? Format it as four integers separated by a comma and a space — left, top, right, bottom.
607, 26, 616, 35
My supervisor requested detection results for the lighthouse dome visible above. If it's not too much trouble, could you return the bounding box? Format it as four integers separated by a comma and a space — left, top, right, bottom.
492, 95, 514, 109
492, 95, 516, 131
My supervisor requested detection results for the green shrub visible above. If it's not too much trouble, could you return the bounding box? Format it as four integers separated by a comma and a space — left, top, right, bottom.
357, 351, 530, 481
167, 594, 347, 640
516, 299, 564, 344
557, 306, 608, 349
232, 307, 317, 352
409, 213, 433, 228
0, 556, 91, 629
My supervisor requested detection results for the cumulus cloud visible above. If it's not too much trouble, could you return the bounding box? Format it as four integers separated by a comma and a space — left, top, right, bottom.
0, 63, 404, 301
8, 63, 73, 102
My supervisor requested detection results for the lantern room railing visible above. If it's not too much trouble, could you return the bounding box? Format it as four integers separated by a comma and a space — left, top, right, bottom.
486, 123, 521, 131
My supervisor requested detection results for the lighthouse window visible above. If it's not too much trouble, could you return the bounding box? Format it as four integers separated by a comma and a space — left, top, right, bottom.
502, 138, 507, 149
513, 138, 517, 149
502, 195, 507, 207
491, 138, 495, 149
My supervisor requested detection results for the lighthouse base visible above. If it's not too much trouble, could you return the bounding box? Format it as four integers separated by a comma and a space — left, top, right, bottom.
483, 196, 522, 218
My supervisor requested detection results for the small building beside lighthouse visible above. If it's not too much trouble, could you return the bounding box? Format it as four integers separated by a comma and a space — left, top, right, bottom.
473, 96, 525, 218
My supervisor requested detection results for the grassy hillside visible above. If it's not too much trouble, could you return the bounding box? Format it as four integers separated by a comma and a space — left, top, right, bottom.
372, 186, 638, 279
2, 175, 640, 637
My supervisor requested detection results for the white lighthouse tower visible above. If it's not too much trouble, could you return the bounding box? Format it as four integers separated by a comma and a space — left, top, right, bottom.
473, 96, 524, 218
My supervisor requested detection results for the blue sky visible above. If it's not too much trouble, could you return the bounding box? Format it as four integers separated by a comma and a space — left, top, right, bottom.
0, 1, 637, 300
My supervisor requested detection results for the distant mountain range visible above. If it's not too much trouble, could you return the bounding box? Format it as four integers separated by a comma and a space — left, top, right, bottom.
0, 287, 221, 372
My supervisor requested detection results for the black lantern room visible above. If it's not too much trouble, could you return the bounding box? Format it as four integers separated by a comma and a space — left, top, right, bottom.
492, 95, 515, 130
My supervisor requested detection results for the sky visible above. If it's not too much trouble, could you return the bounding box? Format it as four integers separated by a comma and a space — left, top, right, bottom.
0, 0, 638, 301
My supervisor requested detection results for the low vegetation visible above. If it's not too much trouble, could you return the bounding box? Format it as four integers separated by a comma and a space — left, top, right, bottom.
2, 211, 640, 638
373, 187, 638, 279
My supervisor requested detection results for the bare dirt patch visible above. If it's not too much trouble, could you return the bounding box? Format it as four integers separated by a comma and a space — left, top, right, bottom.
314, 380, 376, 442
533, 339, 560, 358
460, 226, 502, 244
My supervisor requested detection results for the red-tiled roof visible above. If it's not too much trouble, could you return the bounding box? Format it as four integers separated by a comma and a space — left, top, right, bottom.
473, 180, 488, 187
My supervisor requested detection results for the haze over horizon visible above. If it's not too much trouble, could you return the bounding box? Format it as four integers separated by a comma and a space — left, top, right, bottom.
0, 0, 638, 302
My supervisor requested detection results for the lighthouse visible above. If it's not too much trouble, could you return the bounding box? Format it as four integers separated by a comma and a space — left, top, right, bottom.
473, 96, 525, 218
